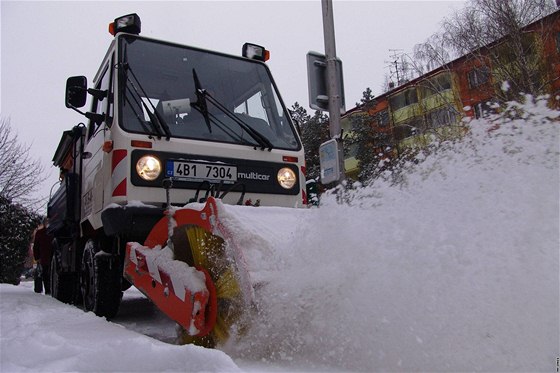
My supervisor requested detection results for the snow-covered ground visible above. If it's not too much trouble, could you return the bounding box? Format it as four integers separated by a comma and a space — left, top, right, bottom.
1, 97, 558, 372
0, 282, 243, 372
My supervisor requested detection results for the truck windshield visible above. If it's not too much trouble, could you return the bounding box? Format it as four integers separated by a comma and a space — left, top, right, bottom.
117, 35, 300, 150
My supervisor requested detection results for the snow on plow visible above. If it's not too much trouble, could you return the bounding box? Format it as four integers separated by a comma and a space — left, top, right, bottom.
124, 197, 255, 347
124, 243, 214, 336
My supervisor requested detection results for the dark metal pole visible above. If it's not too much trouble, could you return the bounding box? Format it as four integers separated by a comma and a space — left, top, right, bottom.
321, 0, 345, 184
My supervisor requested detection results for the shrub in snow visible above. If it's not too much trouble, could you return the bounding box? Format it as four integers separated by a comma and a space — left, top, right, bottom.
0, 195, 40, 284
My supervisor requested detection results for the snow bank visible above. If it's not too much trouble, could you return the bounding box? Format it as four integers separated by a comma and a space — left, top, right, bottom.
0, 284, 241, 372
224, 97, 559, 372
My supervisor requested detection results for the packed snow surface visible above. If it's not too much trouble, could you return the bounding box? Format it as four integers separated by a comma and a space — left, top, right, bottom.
0, 283, 241, 372
1, 97, 558, 372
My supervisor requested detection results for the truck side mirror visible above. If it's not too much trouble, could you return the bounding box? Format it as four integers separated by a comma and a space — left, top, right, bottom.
65, 76, 88, 109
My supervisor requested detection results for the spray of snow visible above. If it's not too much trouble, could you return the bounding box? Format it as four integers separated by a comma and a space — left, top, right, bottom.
501, 80, 510, 92
1, 96, 558, 372
224, 95, 559, 372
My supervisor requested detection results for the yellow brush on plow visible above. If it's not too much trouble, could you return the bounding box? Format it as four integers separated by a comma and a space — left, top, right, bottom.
123, 197, 254, 347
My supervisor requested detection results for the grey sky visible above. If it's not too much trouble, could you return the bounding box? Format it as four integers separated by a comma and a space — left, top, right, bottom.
1, 0, 465, 208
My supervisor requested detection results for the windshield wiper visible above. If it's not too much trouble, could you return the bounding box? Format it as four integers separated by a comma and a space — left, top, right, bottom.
192, 69, 212, 134
123, 87, 161, 138
191, 68, 272, 150
121, 60, 171, 140
205, 93, 273, 151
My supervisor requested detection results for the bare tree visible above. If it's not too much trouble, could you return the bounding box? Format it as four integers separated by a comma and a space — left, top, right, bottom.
0, 117, 47, 209
413, 0, 557, 101
442, 0, 554, 55
413, 33, 452, 75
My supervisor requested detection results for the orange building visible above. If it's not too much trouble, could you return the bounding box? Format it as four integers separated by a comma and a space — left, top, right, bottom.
342, 10, 559, 179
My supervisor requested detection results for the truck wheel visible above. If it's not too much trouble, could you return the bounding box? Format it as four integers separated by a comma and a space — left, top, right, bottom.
81, 240, 96, 312
80, 239, 122, 319
33, 266, 43, 294
94, 253, 123, 319
50, 251, 74, 304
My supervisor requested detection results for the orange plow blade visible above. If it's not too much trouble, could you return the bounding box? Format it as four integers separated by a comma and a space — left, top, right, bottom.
124, 197, 253, 346
124, 243, 216, 336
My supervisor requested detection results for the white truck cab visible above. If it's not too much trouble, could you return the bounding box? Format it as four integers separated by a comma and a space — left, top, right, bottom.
48, 13, 306, 318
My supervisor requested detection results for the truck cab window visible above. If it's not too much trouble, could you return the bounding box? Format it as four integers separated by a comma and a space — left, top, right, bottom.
118, 36, 301, 151
87, 62, 112, 141
234, 90, 269, 122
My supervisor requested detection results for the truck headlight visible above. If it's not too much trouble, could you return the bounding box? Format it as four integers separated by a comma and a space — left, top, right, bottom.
277, 167, 296, 189
136, 155, 161, 181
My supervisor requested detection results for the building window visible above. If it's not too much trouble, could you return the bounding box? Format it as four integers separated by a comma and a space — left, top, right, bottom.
347, 142, 359, 158
467, 67, 490, 89
389, 88, 418, 110
473, 101, 496, 119
427, 106, 457, 128
393, 117, 423, 142
393, 125, 414, 142
376, 110, 389, 127
422, 73, 452, 98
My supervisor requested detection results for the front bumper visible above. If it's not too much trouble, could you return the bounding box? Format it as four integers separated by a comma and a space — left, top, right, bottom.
101, 205, 164, 243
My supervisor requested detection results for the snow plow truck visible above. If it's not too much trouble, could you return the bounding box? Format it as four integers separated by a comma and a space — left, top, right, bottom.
47, 13, 306, 347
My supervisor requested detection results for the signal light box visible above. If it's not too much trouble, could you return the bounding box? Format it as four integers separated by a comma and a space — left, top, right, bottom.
306, 51, 345, 113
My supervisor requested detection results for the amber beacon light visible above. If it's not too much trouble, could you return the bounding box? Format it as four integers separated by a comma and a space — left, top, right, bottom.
242, 43, 270, 62
109, 13, 141, 36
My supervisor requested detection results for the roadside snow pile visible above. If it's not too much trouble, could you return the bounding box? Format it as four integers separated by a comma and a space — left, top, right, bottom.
226, 96, 559, 372
0, 283, 241, 372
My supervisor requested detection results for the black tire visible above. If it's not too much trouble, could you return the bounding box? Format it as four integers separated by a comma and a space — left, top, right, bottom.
33, 266, 43, 294
50, 251, 75, 304
81, 241, 96, 312
94, 253, 123, 319
80, 239, 122, 319
121, 278, 132, 292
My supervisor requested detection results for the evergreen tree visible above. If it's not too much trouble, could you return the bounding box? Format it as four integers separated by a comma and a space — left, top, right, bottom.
348, 88, 395, 182
289, 103, 330, 181
0, 195, 41, 285
356, 87, 375, 108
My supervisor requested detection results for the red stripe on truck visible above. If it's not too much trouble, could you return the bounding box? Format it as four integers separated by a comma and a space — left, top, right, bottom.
112, 149, 127, 170
113, 179, 127, 197
112, 149, 127, 197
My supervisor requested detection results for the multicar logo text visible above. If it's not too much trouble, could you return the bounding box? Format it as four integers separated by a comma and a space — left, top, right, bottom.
237, 171, 270, 181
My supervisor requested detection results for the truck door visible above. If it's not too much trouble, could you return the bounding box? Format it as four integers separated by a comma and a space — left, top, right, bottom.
81, 59, 113, 226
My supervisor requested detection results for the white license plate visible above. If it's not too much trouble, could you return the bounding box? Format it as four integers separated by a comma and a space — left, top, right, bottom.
166, 161, 237, 183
